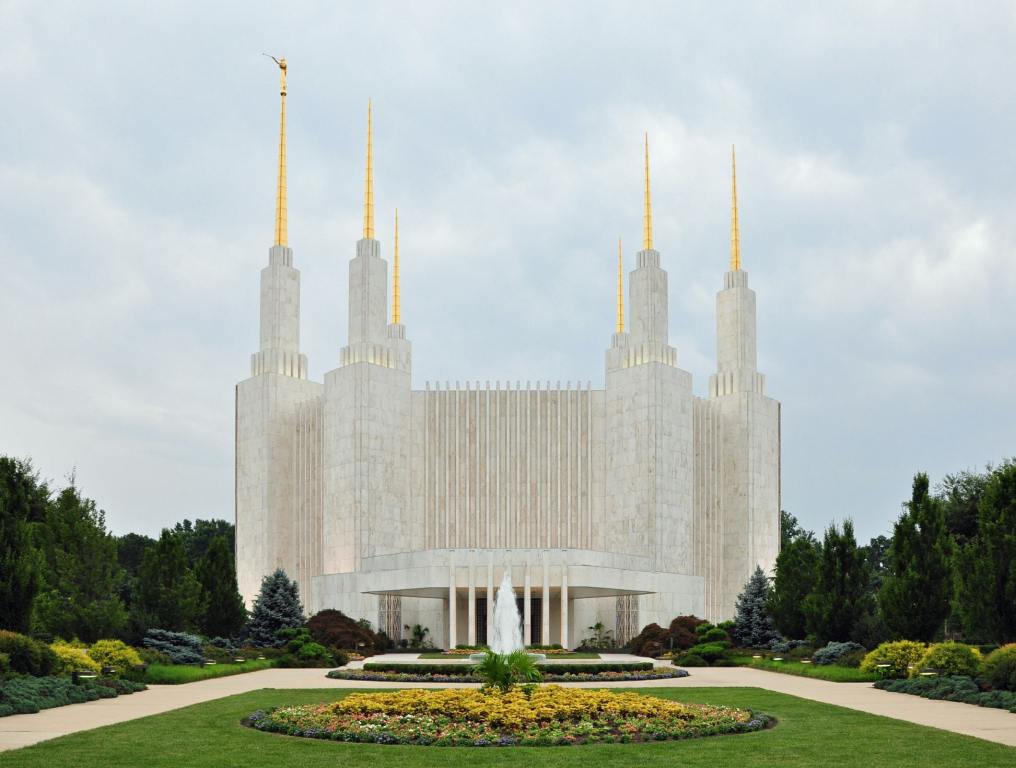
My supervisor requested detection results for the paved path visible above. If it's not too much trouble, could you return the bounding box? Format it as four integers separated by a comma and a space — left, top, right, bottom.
1, 666, 1013, 752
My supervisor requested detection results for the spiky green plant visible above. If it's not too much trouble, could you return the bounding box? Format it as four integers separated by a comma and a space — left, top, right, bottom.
474, 649, 542, 691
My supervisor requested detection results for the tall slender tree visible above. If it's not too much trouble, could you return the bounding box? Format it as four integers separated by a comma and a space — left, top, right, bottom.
0, 458, 46, 632
196, 535, 246, 638
878, 473, 951, 641
732, 566, 780, 647
768, 535, 820, 639
135, 529, 201, 631
32, 483, 127, 641
955, 461, 1016, 643
804, 520, 870, 644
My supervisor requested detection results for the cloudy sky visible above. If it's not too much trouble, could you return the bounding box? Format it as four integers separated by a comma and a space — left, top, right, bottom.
2, 1, 1014, 542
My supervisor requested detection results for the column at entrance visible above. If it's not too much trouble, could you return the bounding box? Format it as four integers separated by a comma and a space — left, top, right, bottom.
541, 558, 550, 644
467, 560, 476, 646
560, 565, 569, 649
523, 564, 532, 645
448, 562, 456, 650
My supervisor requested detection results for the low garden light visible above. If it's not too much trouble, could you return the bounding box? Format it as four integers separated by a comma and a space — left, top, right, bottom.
257, 655, 266, 660
72, 670, 98, 685
752, 654, 762, 659
801, 659, 812, 664
234, 657, 245, 663
203, 660, 217, 667
772, 657, 784, 662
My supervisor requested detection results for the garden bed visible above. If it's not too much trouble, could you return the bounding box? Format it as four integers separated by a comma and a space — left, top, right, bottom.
245, 686, 770, 746
728, 657, 879, 682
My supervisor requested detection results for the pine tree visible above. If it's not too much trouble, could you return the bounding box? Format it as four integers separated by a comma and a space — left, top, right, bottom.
955, 461, 1016, 643
732, 566, 780, 647
0, 458, 46, 632
197, 536, 247, 638
32, 483, 127, 642
135, 529, 202, 632
878, 473, 951, 641
246, 568, 304, 646
804, 520, 871, 644
767, 536, 819, 639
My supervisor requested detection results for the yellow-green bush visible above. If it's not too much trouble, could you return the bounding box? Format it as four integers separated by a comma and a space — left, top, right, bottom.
87, 640, 143, 674
914, 642, 981, 678
860, 640, 926, 678
50, 641, 100, 675
983, 644, 1016, 691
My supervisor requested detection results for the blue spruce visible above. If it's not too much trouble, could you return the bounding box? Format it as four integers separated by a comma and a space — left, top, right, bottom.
246, 568, 304, 647
732, 566, 780, 647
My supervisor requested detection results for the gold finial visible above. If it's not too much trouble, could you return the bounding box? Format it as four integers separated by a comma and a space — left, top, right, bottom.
392, 208, 401, 324
643, 132, 653, 250
616, 237, 625, 333
363, 99, 375, 239
731, 145, 741, 271
266, 55, 288, 247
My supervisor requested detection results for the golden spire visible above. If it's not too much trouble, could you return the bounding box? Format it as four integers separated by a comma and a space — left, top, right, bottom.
642, 132, 653, 250
363, 99, 375, 239
392, 208, 401, 324
730, 145, 741, 271
270, 56, 288, 247
616, 237, 625, 333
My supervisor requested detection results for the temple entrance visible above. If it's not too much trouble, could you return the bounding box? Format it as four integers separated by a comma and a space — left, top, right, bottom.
475, 597, 542, 646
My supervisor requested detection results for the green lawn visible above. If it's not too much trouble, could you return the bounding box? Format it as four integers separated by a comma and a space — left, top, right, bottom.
143, 659, 276, 684
1, 686, 1010, 767
417, 652, 600, 660
729, 657, 879, 682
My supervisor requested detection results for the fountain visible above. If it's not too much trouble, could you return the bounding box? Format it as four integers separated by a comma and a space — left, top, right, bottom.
469, 570, 546, 663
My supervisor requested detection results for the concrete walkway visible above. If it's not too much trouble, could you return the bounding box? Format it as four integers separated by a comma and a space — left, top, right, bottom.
0, 666, 1013, 752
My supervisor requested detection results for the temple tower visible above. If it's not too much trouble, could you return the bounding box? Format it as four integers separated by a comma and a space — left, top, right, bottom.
321, 103, 414, 598
235, 58, 323, 606
699, 147, 781, 618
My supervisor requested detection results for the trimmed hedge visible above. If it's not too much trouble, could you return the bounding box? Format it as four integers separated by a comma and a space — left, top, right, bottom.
360, 661, 653, 675
0, 676, 146, 717
874, 675, 1016, 713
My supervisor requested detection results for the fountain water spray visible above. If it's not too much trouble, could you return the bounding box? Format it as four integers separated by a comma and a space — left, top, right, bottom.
490, 570, 524, 655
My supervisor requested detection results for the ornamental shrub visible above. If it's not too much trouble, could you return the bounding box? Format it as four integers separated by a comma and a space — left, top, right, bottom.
0, 631, 57, 676
88, 639, 143, 675
275, 627, 335, 668
684, 642, 729, 664
812, 641, 865, 666
875, 675, 1016, 713
698, 626, 730, 643
860, 640, 926, 678
306, 609, 387, 655
142, 629, 204, 664
0, 675, 113, 715
915, 642, 981, 678
983, 644, 1016, 691
50, 641, 100, 675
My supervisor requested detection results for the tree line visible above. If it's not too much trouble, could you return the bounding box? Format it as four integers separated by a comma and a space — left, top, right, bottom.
769, 460, 1016, 646
0, 457, 246, 642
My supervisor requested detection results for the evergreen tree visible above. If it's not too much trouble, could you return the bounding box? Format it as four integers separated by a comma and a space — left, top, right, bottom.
732, 566, 780, 647
955, 461, 1016, 643
172, 519, 235, 567
780, 510, 814, 551
767, 536, 819, 639
0, 457, 46, 632
937, 468, 988, 547
197, 535, 246, 638
804, 520, 871, 644
246, 568, 304, 646
135, 529, 201, 632
31, 483, 127, 641
878, 473, 951, 641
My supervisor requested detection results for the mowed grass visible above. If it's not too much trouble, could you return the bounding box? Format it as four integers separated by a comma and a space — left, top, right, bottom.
1, 686, 1011, 768
730, 657, 879, 682
144, 659, 276, 684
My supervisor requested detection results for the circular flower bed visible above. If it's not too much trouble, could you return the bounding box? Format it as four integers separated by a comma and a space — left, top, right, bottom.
326, 667, 688, 683
246, 686, 770, 746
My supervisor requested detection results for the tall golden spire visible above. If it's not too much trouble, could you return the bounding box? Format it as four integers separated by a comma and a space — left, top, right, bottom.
730, 145, 741, 271
642, 132, 653, 250
392, 209, 401, 324
616, 237, 625, 333
363, 99, 375, 239
270, 56, 288, 247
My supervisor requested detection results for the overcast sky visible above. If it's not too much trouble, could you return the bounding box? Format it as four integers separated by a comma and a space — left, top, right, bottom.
2, 1, 1014, 543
